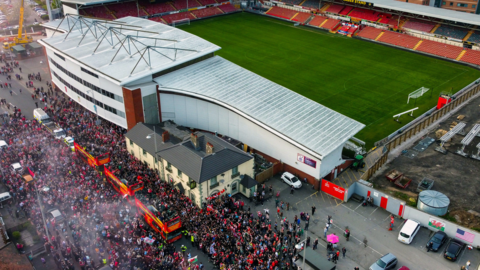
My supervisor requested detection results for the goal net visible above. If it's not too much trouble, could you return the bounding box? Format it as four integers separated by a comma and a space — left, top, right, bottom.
172, 18, 190, 27
407, 87, 430, 104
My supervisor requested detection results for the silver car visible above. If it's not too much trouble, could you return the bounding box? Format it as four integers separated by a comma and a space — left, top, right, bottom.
370, 253, 397, 270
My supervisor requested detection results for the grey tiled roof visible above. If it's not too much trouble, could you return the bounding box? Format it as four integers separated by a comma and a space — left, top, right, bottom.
158, 132, 253, 183
125, 123, 180, 156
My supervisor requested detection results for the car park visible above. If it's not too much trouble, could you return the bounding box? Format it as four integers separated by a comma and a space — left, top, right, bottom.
398, 219, 421, 244
444, 239, 465, 261
426, 231, 448, 252
369, 253, 397, 270
280, 172, 302, 188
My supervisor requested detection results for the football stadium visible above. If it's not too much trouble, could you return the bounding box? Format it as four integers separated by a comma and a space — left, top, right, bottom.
41, 0, 480, 181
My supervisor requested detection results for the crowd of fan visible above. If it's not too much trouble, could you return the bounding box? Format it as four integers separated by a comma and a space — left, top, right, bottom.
0, 88, 319, 270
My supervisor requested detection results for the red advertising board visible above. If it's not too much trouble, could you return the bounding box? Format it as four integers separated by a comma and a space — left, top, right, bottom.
321, 179, 345, 201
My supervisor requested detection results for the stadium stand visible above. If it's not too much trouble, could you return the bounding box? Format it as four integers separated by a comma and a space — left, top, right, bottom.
402, 19, 436, 33
307, 15, 327, 27
301, 0, 321, 9
357, 26, 383, 40
140, 0, 176, 15
281, 0, 304, 5
378, 31, 421, 49
266, 6, 297, 20
149, 16, 167, 24
161, 11, 195, 24
218, 3, 237, 13
416, 40, 464, 59
108, 2, 147, 18
434, 25, 469, 40
347, 26, 358, 35
339, 6, 354, 15
461, 49, 480, 65
191, 7, 223, 18
292, 12, 311, 23
79, 9, 90, 16
172, 0, 201, 10
325, 4, 344, 14
386, 15, 399, 28
197, 0, 217, 6
467, 31, 480, 44
320, 18, 340, 30
377, 14, 390, 24
348, 8, 381, 22
80, 6, 114, 19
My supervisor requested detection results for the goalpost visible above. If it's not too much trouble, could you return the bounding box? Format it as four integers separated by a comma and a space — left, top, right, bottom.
407, 87, 430, 104
172, 18, 190, 27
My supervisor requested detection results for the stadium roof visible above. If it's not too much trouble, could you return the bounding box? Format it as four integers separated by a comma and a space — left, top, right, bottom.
39, 16, 220, 85
155, 56, 365, 159
366, 0, 480, 26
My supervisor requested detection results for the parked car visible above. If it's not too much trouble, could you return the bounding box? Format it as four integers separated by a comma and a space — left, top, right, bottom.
280, 172, 302, 188
426, 231, 448, 252
443, 239, 465, 261
0, 140, 7, 149
10, 162, 23, 174
369, 253, 397, 270
398, 219, 421, 244
47, 208, 65, 224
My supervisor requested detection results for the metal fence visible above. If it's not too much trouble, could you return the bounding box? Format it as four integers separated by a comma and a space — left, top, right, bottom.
361, 83, 480, 180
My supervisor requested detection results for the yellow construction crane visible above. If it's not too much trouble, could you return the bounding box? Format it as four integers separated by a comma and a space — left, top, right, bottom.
3, 0, 33, 50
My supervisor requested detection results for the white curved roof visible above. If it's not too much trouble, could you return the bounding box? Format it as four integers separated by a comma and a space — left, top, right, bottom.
155, 56, 365, 158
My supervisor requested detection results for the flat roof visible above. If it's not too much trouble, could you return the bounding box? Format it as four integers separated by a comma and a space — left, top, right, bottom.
155, 56, 365, 158
366, 0, 480, 26
39, 16, 220, 85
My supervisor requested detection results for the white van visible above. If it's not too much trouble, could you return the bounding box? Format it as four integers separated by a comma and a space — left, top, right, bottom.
398, 219, 421, 244
10, 162, 23, 174
0, 192, 12, 203
33, 108, 51, 124
0, 140, 7, 149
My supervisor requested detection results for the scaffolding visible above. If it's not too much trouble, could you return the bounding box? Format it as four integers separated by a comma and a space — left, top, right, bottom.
50, 14, 198, 76
435, 122, 466, 154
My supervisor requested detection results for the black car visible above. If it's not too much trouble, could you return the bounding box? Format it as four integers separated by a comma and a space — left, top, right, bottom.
444, 239, 465, 261
426, 231, 447, 252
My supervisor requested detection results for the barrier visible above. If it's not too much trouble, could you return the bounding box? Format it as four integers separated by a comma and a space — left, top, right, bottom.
320, 179, 345, 200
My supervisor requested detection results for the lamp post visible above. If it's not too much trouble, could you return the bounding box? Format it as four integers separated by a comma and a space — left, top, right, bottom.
146, 126, 158, 174
86, 90, 100, 125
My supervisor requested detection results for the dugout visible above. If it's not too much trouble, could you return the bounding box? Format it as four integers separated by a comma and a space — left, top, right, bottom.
297, 248, 336, 270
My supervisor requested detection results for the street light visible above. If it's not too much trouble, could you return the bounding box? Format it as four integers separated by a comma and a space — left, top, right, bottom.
146, 126, 158, 174
86, 90, 100, 125
32, 169, 50, 244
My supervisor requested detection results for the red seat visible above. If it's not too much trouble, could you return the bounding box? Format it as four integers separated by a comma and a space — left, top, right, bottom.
292, 12, 311, 23
416, 40, 464, 60
108, 2, 147, 18
218, 3, 237, 13
197, 0, 217, 5
378, 31, 421, 49
307, 15, 327, 27
266, 6, 297, 20
357, 26, 383, 40
172, 0, 201, 11
461, 49, 480, 65
402, 19, 436, 33
161, 11, 195, 24
325, 4, 344, 14
320, 19, 340, 30
81, 6, 114, 20
140, 0, 176, 15
339, 6, 353, 15
191, 7, 223, 19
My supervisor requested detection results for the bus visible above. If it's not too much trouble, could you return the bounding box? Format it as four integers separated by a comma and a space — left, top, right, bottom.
73, 142, 182, 243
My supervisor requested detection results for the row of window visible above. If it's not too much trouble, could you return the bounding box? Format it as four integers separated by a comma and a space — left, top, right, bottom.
49, 58, 124, 103
54, 52, 65, 61
442, 1, 475, 7
81, 67, 99, 78
53, 71, 125, 118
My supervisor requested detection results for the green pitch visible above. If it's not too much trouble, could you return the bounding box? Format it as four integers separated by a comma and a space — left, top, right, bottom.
179, 12, 480, 147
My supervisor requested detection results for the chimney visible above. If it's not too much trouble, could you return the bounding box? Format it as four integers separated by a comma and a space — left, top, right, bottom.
191, 133, 200, 150
162, 131, 170, 143
206, 142, 214, 155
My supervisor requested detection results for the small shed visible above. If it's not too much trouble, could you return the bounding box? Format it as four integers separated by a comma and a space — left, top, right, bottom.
11, 45, 26, 57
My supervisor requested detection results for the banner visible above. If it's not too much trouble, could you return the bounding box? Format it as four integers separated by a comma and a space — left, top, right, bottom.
321, 179, 345, 201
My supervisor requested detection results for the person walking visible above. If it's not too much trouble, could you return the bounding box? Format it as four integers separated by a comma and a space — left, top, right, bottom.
313, 238, 318, 250
324, 226, 328, 238
466, 260, 471, 270
342, 247, 346, 258
311, 206, 316, 215
290, 186, 294, 194
35, 102, 38, 108
304, 220, 309, 231
336, 250, 340, 261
